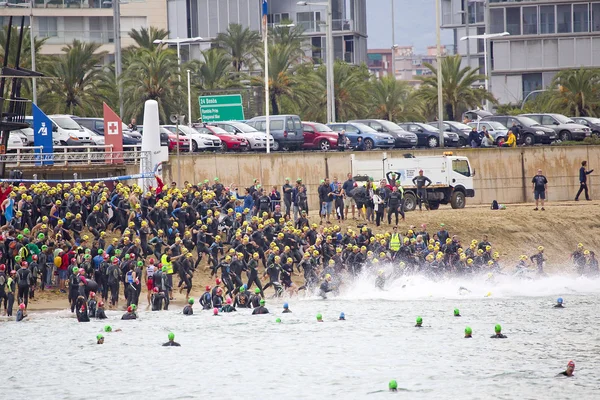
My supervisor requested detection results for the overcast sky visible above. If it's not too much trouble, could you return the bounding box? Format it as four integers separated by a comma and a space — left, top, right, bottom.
366, 0, 453, 52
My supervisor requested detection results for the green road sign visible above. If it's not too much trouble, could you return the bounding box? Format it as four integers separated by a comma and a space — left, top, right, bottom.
199, 94, 245, 123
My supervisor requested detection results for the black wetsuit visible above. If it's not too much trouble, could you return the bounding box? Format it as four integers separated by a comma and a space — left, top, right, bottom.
221, 304, 236, 313
200, 291, 212, 310
252, 306, 269, 314
16, 268, 32, 307
121, 312, 137, 320
490, 333, 507, 338
249, 294, 261, 308
183, 305, 193, 315
163, 341, 181, 347
96, 308, 107, 319
87, 299, 97, 318
151, 292, 166, 311
16, 309, 25, 322
282, 309, 292, 313
76, 297, 90, 322
553, 304, 564, 308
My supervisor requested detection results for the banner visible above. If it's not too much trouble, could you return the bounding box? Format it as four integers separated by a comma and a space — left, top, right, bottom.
103, 102, 124, 164
262, 0, 268, 40
32, 103, 53, 166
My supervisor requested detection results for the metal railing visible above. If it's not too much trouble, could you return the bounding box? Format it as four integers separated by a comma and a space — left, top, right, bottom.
296, 19, 355, 33
0, 144, 147, 167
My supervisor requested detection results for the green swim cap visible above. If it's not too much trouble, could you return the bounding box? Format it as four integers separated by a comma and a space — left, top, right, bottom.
84, 254, 91, 259
259, 299, 265, 305
495, 324, 501, 333
42, 245, 48, 251
97, 334, 104, 340
104, 325, 112, 332
124, 254, 130, 259
72, 267, 79, 273
255, 288, 260, 294
23, 228, 30, 235
137, 261, 143, 267
98, 249, 104, 255
276, 318, 281, 323
316, 313, 322, 320
416, 316, 423, 324
162, 266, 167, 272
168, 332, 175, 341
38, 233, 45, 240
115, 249, 122, 255
465, 326, 472, 335
85, 248, 91, 254
389, 380, 398, 390
188, 298, 194, 305
454, 308, 460, 316
15, 255, 21, 262
17, 234, 23, 240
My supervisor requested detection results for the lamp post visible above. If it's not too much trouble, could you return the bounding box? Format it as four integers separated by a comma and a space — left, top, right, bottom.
297, 1, 334, 123
460, 31, 510, 111
153, 36, 207, 80
186, 69, 192, 128
435, 0, 444, 146
390, 0, 396, 79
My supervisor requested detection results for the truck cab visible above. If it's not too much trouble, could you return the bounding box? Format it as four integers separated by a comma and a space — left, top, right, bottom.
351, 152, 475, 211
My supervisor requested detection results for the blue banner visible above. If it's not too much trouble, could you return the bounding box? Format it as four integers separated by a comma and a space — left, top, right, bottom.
32, 103, 53, 166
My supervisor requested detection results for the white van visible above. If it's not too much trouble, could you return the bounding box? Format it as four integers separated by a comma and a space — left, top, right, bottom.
25, 114, 93, 146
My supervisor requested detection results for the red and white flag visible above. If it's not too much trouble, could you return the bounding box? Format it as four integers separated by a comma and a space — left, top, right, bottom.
103, 103, 124, 164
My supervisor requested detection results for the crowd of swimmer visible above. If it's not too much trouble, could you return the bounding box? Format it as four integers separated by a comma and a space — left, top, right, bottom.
0, 175, 598, 322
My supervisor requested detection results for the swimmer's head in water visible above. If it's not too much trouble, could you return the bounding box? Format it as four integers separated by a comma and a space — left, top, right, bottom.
213, 308, 219, 315
168, 332, 174, 341
259, 299, 265, 306
389, 380, 398, 391
557, 297, 563, 304
339, 312, 345, 320
255, 288, 261, 294
188, 298, 194, 305
416, 316, 423, 325
104, 325, 112, 332
494, 324, 502, 333
131, 304, 137, 310
283, 303, 289, 309
127, 306, 132, 313
316, 313, 323, 321
19, 303, 25, 310
276, 318, 281, 323
465, 326, 472, 336
96, 334, 104, 343
454, 308, 460, 316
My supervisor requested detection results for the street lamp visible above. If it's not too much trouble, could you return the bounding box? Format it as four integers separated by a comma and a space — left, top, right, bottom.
460, 31, 509, 111
153, 37, 207, 78
434, 0, 444, 146
390, 0, 396, 80
297, 0, 335, 123
5, 1, 36, 103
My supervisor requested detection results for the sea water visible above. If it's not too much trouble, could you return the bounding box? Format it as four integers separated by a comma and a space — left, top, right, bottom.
3, 274, 600, 399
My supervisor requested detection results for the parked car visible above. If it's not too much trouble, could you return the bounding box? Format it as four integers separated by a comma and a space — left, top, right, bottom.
25, 114, 93, 146
301, 121, 339, 150
520, 113, 590, 141
245, 114, 304, 151
570, 117, 600, 137
159, 127, 190, 152
397, 122, 460, 148
466, 121, 509, 144
162, 125, 221, 152
209, 121, 274, 151
427, 121, 471, 146
196, 125, 249, 151
480, 115, 556, 145
73, 117, 141, 146
328, 122, 395, 150
348, 119, 418, 148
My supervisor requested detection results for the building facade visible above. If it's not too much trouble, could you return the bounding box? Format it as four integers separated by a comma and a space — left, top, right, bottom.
368, 45, 442, 85
441, 0, 600, 104
0, 0, 167, 59
167, 0, 368, 65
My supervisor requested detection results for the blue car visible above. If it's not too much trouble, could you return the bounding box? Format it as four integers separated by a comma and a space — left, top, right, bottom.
328, 122, 395, 150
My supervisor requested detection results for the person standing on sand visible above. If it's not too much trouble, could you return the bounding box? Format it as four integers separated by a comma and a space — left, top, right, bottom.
575, 161, 593, 201
532, 169, 548, 211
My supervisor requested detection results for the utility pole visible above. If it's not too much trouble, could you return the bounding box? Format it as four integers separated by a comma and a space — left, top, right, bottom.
113, 0, 123, 117
435, 0, 444, 146
391, 0, 396, 79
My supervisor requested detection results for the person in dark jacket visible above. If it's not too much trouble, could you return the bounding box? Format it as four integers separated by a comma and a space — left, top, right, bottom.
469, 127, 480, 148
575, 160, 593, 201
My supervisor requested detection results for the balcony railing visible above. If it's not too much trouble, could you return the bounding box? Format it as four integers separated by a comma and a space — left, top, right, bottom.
36, 30, 134, 45
295, 19, 354, 34
0, 0, 113, 8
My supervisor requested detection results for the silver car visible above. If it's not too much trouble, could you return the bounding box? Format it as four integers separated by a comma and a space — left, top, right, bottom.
467, 121, 508, 144
210, 121, 275, 150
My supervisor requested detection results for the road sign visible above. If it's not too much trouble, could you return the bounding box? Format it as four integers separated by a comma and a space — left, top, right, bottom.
199, 94, 244, 123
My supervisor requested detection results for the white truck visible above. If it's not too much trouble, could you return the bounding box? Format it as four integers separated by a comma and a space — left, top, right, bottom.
350, 152, 475, 211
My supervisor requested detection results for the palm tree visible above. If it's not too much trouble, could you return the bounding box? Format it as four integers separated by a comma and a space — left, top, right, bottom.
418, 54, 496, 120
128, 26, 169, 50
369, 76, 424, 122
187, 48, 234, 91
215, 23, 260, 72
121, 48, 180, 123
550, 68, 600, 117
38, 40, 111, 116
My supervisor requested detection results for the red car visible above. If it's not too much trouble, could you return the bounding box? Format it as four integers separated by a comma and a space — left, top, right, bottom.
197, 125, 249, 151
160, 127, 190, 152
302, 121, 339, 151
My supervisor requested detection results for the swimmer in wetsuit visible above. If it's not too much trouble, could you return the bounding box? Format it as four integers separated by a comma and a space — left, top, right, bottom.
15, 303, 27, 322
97, 334, 104, 344
282, 302, 292, 313
249, 288, 262, 308
415, 316, 423, 327
490, 324, 507, 338
87, 292, 97, 319
554, 297, 565, 308
318, 274, 334, 299
464, 326, 472, 338
121, 305, 137, 320
76, 296, 90, 322
252, 299, 269, 314
96, 301, 107, 319
199, 286, 212, 310
183, 298, 194, 315
558, 361, 575, 377
163, 332, 180, 346
221, 297, 236, 313
151, 287, 166, 311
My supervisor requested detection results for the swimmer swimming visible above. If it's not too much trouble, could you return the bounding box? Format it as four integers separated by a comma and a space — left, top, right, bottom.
490, 324, 507, 338
163, 332, 181, 346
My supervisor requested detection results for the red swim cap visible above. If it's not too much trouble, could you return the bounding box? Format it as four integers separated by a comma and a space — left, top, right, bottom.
90, 291, 96, 297
21, 261, 28, 267
98, 301, 104, 307
205, 285, 211, 291
0, 264, 5, 271
149, 258, 155, 264
127, 306, 132, 312
19, 303, 25, 310
213, 308, 218, 315
568, 361, 575, 367
153, 287, 159, 293
216, 278, 221, 285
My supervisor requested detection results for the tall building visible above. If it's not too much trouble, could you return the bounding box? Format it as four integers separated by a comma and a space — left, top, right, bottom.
0, 0, 167, 60
167, 0, 368, 65
441, 0, 600, 104
368, 45, 443, 85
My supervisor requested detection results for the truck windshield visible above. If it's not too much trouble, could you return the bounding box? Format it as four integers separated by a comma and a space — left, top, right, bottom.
452, 159, 470, 177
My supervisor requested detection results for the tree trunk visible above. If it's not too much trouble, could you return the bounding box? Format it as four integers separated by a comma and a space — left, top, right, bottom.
270, 93, 279, 115
445, 103, 453, 121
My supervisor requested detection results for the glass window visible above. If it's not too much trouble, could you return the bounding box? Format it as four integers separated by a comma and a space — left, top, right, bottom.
38, 17, 58, 38
490, 9, 505, 34
220, 124, 236, 133
452, 160, 470, 177
557, 4, 572, 33
573, 4, 589, 32
541, 115, 557, 125
293, 117, 302, 130
523, 7, 538, 35
303, 125, 314, 133
593, 3, 600, 32
286, 118, 294, 131
522, 73, 542, 99
345, 125, 359, 133
270, 120, 284, 130
540, 5, 555, 34
506, 7, 521, 35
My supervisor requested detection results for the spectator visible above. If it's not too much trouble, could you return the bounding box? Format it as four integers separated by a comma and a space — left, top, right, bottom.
412, 170, 432, 212
511, 121, 521, 142
575, 160, 593, 201
269, 186, 281, 211
342, 173, 356, 219
356, 136, 365, 151
337, 129, 346, 151
282, 178, 293, 217
502, 130, 516, 148
469, 127, 480, 148
532, 169, 548, 211
481, 131, 494, 148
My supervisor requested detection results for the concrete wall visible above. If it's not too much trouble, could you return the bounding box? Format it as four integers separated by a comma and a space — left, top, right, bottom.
162, 146, 600, 209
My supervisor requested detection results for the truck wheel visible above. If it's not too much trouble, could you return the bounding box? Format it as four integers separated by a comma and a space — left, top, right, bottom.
427, 136, 438, 148
364, 138, 374, 150
403, 193, 417, 212
451, 191, 466, 209
318, 139, 331, 151
428, 202, 440, 210
523, 134, 535, 146
559, 131, 571, 141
